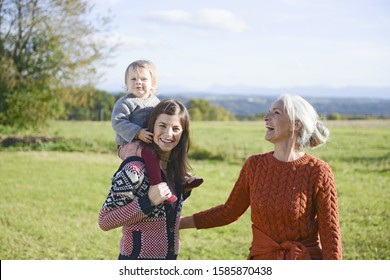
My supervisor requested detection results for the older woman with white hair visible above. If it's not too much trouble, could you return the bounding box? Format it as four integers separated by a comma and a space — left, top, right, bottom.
180, 94, 342, 260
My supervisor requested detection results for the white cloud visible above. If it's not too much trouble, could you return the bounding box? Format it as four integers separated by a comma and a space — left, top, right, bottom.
120, 35, 162, 49
269, 13, 307, 23
198, 8, 248, 33
90, 0, 390, 91
91, 32, 161, 50
147, 9, 192, 24
91, 33, 122, 48
146, 8, 248, 33
96, 33, 162, 49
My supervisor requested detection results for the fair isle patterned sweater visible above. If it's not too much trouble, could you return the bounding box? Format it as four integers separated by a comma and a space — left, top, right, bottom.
194, 152, 342, 260
99, 156, 188, 260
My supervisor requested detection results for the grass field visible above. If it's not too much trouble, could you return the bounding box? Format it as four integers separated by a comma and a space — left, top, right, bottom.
0, 120, 389, 260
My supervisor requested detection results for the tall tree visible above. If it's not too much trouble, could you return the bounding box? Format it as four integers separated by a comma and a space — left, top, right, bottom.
0, 0, 115, 128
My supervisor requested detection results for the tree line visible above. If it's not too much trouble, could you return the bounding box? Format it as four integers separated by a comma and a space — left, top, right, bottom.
60, 90, 237, 122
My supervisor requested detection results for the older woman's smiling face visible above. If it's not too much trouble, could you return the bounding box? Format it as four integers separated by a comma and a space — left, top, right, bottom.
264, 100, 292, 144
153, 113, 183, 154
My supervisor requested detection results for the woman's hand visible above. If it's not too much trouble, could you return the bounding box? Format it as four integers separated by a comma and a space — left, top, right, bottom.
179, 216, 196, 229
148, 182, 173, 206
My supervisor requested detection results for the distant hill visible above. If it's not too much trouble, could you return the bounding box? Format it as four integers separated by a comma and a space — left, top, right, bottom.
108, 86, 390, 117
158, 85, 390, 99
159, 93, 390, 117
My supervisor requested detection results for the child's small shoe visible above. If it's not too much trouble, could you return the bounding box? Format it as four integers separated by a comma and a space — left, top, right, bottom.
164, 194, 178, 204
184, 177, 204, 192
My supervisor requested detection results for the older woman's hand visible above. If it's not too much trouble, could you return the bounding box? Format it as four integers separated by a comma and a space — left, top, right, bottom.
148, 182, 173, 206
179, 216, 196, 229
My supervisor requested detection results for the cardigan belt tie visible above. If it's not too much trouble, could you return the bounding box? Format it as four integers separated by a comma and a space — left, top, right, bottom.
248, 225, 321, 260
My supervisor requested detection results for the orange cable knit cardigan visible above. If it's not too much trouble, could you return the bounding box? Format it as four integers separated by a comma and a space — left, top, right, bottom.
193, 152, 342, 260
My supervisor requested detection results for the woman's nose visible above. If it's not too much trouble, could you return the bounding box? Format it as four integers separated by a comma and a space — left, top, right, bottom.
166, 127, 173, 136
264, 112, 270, 121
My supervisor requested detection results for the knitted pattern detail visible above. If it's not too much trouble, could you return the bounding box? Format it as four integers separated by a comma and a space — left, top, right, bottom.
193, 152, 342, 260
99, 157, 183, 259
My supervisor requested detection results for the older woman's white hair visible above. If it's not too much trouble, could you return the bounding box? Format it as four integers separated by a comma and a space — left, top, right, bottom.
276, 94, 329, 150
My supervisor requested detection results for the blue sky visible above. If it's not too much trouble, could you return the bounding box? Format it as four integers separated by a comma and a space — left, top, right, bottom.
89, 0, 390, 94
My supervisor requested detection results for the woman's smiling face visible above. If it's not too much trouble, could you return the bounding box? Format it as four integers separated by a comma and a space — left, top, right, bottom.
264, 100, 292, 144
153, 113, 183, 155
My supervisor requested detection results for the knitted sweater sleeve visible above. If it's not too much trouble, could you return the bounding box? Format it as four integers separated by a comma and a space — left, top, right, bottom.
314, 163, 343, 259
193, 157, 252, 229
98, 160, 153, 231
111, 98, 142, 143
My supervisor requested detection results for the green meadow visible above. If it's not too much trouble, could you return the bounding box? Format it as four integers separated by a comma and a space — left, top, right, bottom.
0, 120, 389, 260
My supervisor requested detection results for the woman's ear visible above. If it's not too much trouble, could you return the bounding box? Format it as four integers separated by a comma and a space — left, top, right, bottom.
294, 120, 302, 131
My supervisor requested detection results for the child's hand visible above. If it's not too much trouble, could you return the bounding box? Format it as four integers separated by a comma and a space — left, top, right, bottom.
137, 128, 153, 143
